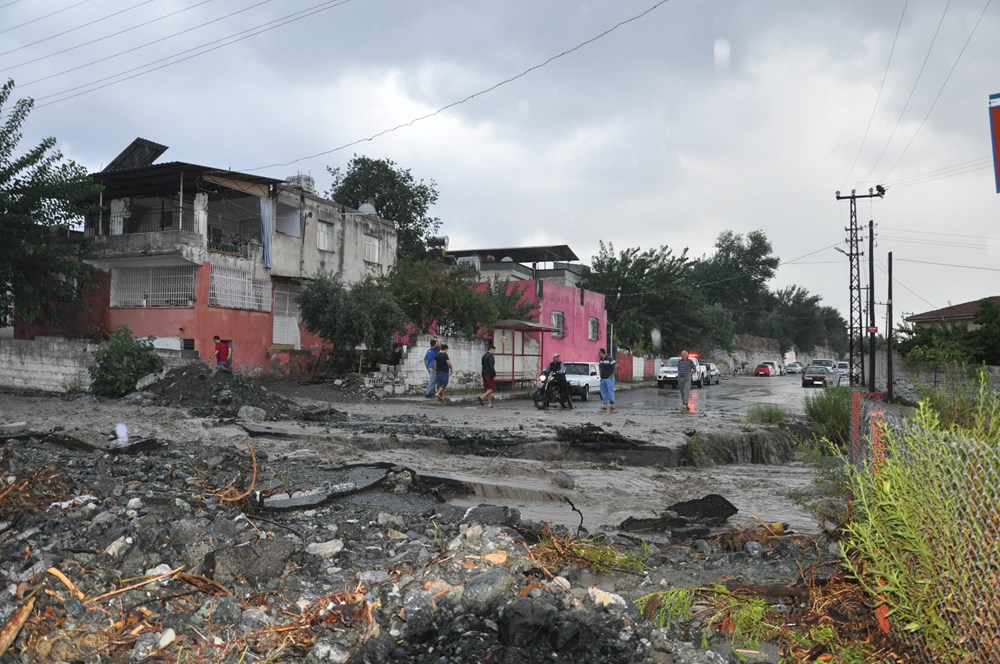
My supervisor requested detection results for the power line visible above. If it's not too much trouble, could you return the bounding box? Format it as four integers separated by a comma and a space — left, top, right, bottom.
880, 234, 1000, 250
875, 262, 937, 309
895, 258, 1000, 271
879, 0, 993, 182
0, 0, 216, 64
0, 0, 95, 35
0, 1, 27, 11
858, 0, 952, 186
242, 0, 673, 171
880, 225, 996, 240
840, 0, 908, 189
883, 155, 992, 186
886, 161, 993, 189
16, 0, 278, 88
28, 0, 355, 109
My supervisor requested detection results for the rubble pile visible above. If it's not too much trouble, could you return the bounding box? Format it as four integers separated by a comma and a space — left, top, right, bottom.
130, 364, 346, 422
0, 427, 833, 663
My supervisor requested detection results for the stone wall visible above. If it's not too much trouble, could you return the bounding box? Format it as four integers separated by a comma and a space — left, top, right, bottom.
0, 337, 197, 394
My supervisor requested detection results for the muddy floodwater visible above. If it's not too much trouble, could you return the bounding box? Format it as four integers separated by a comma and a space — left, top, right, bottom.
1, 374, 824, 536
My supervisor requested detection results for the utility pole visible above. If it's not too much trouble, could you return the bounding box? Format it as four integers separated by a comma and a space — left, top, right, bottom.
868, 219, 876, 392
835, 186, 884, 389
887, 251, 894, 401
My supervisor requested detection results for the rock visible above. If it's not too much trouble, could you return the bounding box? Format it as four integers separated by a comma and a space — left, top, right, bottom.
360, 570, 391, 586
498, 597, 557, 647
136, 372, 164, 390
462, 504, 521, 527
587, 587, 626, 608
157, 627, 176, 649
401, 590, 436, 634
205, 538, 296, 584
744, 541, 763, 558
462, 569, 516, 616
550, 470, 575, 489
305, 539, 344, 558
666, 494, 738, 526
305, 638, 350, 663
237, 405, 267, 421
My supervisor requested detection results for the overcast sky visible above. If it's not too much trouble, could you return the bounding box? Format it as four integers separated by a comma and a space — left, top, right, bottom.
3, 0, 999, 329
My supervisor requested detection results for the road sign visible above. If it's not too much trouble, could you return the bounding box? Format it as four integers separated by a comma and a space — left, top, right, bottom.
867, 326, 878, 334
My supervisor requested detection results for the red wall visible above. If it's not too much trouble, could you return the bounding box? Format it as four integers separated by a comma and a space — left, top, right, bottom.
529, 281, 607, 365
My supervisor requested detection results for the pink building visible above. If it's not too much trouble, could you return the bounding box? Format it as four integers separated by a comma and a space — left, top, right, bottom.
448, 245, 608, 386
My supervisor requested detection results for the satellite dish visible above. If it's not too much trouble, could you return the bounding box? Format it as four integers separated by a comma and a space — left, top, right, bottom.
500, 256, 514, 262
358, 202, 377, 215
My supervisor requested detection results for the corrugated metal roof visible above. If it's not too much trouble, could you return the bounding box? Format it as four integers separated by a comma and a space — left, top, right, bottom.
448, 245, 579, 263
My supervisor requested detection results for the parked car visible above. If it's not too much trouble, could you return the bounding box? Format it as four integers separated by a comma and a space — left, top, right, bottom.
657, 356, 707, 388
753, 363, 772, 377
703, 362, 721, 385
801, 365, 841, 388
761, 361, 782, 376
835, 361, 850, 376
785, 362, 803, 374
811, 358, 837, 370
563, 361, 601, 401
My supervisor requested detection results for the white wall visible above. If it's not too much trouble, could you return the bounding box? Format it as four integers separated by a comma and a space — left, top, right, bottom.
393, 334, 491, 395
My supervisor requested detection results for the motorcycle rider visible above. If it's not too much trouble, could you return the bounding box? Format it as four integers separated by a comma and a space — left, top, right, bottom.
547, 352, 573, 409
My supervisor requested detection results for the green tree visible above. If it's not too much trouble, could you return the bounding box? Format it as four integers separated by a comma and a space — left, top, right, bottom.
298, 273, 405, 354
690, 230, 780, 335
484, 276, 537, 327
819, 306, 849, 356
968, 299, 1000, 365
579, 242, 704, 352
383, 257, 493, 338
327, 155, 440, 259
894, 322, 967, 365
0, 79, 103, 327
88, 325, 163, 397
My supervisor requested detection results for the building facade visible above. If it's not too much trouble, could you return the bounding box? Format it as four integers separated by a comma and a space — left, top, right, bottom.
16, 139, 397, 375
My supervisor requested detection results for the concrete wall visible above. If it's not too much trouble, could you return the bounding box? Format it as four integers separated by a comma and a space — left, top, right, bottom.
384, 334, 492, 395
0, 338, 196, 394
272, 188, 397, 282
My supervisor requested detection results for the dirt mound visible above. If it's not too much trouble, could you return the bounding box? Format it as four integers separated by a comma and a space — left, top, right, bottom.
134, 364, 344, 421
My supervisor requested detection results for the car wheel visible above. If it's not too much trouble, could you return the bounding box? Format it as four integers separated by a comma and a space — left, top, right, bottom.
695, 375, 703, 388
581, 384, 589, 401
657, 380, 665, 389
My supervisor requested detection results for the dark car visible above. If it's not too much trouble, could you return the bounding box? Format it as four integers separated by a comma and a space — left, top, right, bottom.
801, 365, 840, 388
753, 363, 772, 377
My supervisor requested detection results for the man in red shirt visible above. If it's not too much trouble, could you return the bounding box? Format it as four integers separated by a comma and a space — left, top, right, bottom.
212, 335, 230, 369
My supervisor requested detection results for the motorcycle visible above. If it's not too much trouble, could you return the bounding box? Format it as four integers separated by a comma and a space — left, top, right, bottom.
532, 369, 571, 410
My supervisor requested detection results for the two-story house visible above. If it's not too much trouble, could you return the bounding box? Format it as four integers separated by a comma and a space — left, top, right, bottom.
446, 245, 607, 385
18, 138, 397, 375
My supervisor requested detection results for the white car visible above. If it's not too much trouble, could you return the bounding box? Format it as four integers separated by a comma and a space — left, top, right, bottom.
762, 361, 782, 376
656, 356, 707, 388
836, 361, 850, 376
563, 361, 601, 401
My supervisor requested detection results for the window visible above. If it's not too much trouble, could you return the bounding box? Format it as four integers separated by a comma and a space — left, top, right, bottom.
110, 266, 196, 307
317, 222, 333, 251
551, 311, 564, 338
209, 264, 271, 311
363, 235, 380, 264
588, 317, 600, 341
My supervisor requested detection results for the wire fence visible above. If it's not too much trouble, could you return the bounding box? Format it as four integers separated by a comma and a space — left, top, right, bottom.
847, 387, 1000, 663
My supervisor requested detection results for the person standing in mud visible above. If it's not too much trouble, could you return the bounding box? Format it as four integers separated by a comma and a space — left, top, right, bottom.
212, 336, 230, 369
423, 338, 440, 398
478, 345, 497, 407
598, 348, 616, 411
434, 343, 452, 401
677, 349, 696, 411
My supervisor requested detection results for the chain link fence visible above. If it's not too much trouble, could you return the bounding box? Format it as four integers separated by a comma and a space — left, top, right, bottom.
845, 386, 1000, 663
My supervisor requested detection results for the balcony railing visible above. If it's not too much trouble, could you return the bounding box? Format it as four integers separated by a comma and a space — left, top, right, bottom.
207, 216, 261, 260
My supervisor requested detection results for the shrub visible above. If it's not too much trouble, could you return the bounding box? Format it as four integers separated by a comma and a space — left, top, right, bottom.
88, 325, 162, 397
803, 386, 851, 449
745, 404, 787, 424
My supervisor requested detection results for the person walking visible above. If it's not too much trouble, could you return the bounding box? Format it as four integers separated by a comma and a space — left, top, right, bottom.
478, 345, 497, 407
677, 349, 696, 411
598, 348, 616, 411
212, 336, 230, 369
434, 343, 452, 401
423, 338, 440, 398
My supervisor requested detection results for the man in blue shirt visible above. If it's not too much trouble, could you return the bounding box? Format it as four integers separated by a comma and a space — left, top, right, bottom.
598, 348, 616, 411
423, 339, 439, 398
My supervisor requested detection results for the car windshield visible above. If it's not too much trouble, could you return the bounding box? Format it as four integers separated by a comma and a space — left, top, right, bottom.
805, 366, 827, 373
564, 363, 589, 375
666, 358, 679, 366
837, 362, 848, 369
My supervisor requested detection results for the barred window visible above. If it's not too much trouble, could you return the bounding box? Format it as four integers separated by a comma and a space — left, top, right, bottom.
209, 264, 271, 311
317, 222, 333, 252
588, 317, 600, 341
551, 311, 565, 338
110, 266, 196, 307
273, 283, 301, 347
364, 235, 380, 264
